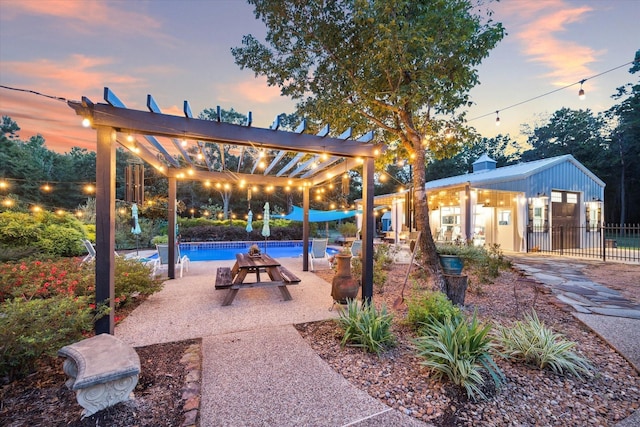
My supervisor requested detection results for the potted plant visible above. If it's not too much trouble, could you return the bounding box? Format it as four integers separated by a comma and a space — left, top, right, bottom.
248, 244, 261, 257
436, 246, 464, 275
337, 222, 358, 245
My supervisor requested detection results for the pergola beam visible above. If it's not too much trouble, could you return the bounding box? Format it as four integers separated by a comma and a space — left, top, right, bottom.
69, 101, 378, 158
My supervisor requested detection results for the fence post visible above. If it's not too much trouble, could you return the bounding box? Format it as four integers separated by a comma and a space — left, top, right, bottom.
559, 226, 564, 255
602, 223, 606, 262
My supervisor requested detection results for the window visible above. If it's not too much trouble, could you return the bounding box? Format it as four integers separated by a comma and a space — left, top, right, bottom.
567, 193, 578, 204
498, 210, 511, 226
551, 191, 562, 203
440, 207, 461, 241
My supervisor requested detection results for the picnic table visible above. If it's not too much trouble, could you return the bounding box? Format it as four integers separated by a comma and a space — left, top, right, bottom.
215, 253, 301, 306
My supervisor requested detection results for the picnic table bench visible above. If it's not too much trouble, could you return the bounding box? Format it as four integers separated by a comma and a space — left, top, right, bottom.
215, 253, 301, 305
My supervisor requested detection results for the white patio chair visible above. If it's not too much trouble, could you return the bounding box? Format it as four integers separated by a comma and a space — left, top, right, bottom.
153, 244, 190, 278
309, 238, 331, 271
81, 239, 96, 263
350, 240, 362, 257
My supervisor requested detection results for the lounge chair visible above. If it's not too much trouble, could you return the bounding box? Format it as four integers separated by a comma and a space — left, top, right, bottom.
309, 238, 331, 271
81, 239, 96, 263
153, 244, 190, 278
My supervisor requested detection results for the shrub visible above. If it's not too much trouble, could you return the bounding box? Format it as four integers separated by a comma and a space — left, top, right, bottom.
350, 255, 388, 293
0, 212, 43, 247
0, 258, 94, 302
337, 299, 395, 355
414, 312, 504, 400
151, 234, 169, 245
0, 244, 41, 263
114, 257, 162, 304
338, 222, 358, 237
37, 224, 86, 257
407, 290, 462, 332
0, 295, 96, 381
494, 310, 593, 379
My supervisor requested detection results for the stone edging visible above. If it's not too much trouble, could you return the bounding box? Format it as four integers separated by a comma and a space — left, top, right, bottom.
179, 342, 202, 427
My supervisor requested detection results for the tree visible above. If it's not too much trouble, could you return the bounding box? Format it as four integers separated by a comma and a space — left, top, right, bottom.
232, 0, 504, 289
521, 108, 609, 177
604, 50, 640, 224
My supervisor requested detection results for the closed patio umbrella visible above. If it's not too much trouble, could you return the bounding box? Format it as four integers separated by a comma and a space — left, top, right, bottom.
246, 209, 253, 233
131, 203, 142, 256
262, 202, 270, 252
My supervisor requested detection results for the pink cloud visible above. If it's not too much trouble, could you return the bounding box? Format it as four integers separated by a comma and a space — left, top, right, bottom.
0, 90, 96, 152
3, 55, 144, 99
224, 77, 284, 105
499, 0, 600, 86
1, 0, 162, 38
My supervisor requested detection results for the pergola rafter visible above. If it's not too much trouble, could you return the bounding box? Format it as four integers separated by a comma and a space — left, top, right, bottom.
68, 87, 381, 335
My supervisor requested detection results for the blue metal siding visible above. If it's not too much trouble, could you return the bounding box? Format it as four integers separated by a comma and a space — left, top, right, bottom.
475, 161, 604, 200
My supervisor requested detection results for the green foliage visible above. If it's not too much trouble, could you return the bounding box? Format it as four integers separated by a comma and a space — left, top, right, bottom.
338, 222, 358, 237
0, 211, 88, 257
494, 311, 593, 379
0, 256, 161, 381
350, 244, 390, 293
151, 235, 168, 245
407, 290, 462, 332
0, 244, 41, 263
0, 212, 43, 246
114, 257, 162, 303
414, 312, 504, 400
37, 224, 85, 257
337, 299, 395, 355
0, 295, 96, 380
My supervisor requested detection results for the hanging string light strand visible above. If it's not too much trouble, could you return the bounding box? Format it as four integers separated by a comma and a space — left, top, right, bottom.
467, 59, 638, 123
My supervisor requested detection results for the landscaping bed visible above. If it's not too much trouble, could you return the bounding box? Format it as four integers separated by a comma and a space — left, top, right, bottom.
301, 260, 640, 426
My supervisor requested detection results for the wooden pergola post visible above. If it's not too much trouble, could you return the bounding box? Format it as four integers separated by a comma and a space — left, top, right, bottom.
168, 176, 177, 279
361, 157, 375, 303
302, 186, 310, 271
94, 126, 116, 335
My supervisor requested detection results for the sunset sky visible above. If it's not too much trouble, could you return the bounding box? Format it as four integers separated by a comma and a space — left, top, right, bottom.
1, 0, 638, 153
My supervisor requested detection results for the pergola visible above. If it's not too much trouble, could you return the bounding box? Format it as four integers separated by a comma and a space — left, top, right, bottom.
68, 88, 382, 334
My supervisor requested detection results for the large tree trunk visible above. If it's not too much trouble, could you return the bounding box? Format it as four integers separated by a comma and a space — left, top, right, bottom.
412, 137, 446, 292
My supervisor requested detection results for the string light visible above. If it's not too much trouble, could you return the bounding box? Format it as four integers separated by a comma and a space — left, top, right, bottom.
495, 111, 500, 126
82, 118, 91, 128
468, 59, 638, 124
578, 79, 586, 100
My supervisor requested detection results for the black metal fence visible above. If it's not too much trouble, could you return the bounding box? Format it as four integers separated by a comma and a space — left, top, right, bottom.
526, 223, 640, 262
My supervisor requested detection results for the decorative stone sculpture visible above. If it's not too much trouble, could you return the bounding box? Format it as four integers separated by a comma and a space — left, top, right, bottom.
58, 333, 141, 418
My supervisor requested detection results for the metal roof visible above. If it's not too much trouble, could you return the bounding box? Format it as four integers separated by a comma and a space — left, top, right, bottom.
425, 154, 605, 190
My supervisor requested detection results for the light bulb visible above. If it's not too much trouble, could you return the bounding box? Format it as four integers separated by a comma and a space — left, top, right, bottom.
495, 111, 500, 126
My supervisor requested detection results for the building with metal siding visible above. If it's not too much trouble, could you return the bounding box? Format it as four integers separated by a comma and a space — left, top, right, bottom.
370, 154, 605, 252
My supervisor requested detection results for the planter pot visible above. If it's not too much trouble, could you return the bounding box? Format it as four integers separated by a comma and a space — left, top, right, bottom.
331, 254, 359, 304
439, 254, 464, 275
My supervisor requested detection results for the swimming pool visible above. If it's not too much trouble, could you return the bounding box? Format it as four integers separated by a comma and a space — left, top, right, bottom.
169, 240, 339, 261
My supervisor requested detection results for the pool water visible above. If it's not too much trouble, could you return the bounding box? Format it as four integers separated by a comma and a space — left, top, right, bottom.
157, 241, 339, 261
